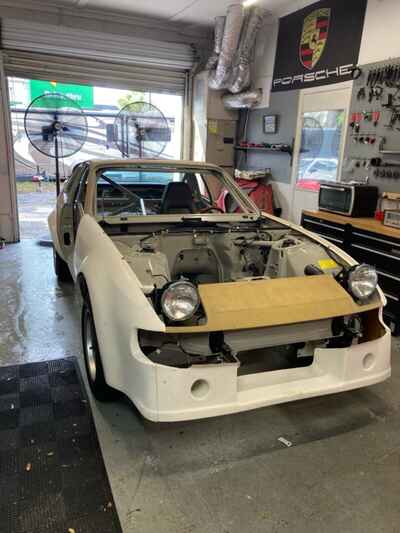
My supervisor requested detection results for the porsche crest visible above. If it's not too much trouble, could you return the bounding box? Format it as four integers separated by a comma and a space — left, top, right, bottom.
300, 8, 330, 70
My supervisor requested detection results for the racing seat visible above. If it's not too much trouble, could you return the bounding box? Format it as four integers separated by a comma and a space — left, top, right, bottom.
160, 182, 195, 214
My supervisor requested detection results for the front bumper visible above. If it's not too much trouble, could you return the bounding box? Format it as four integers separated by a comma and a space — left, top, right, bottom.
126, 326, 391, 422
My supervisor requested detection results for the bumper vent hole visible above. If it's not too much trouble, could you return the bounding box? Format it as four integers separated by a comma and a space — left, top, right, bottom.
191, 379, 210, 399
363, 352, 375, 370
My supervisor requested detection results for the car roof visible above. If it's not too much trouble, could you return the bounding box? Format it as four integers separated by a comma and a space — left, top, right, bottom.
85, 159, 224, 171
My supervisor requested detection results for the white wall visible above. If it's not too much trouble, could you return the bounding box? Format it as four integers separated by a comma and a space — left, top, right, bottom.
359, 0, 400, 64
271, 182, 292, 220
252, 19, 279, 109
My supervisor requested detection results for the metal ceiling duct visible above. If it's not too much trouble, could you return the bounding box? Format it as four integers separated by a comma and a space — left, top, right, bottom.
205, 16, 226, 71
229, 6, 267, 94
208, 4, 244, 90
222, 89, 262, 109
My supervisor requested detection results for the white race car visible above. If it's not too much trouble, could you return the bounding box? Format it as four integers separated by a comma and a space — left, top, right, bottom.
49, 159, 391, 422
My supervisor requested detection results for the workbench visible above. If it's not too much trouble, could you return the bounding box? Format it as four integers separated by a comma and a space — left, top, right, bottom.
301, 210, 400, 334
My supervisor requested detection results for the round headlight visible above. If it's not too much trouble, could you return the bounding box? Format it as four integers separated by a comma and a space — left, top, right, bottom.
161, 281, 200, 322
348, 264, 378, 300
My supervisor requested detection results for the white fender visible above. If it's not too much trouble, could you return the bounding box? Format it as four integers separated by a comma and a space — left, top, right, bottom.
73, 215, 165, 410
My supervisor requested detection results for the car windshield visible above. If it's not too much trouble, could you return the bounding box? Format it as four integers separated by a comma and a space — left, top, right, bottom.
96, 166, 254, 219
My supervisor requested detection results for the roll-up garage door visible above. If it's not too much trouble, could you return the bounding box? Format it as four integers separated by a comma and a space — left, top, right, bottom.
1, 18, 194, 94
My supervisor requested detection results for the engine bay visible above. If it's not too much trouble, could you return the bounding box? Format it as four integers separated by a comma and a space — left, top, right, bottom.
112, 221, 342, 293
103, 220, 378, 369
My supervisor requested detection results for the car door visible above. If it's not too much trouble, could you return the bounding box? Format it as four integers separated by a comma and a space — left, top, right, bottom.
57, 163, 89, 262
72, 166, 89, 237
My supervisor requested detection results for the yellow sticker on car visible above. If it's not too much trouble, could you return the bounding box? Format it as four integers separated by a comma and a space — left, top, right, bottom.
318, 258, 338, 270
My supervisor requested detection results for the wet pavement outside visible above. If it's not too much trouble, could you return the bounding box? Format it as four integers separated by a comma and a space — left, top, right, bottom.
17, 183, 56, 240
0, 241, 80, 366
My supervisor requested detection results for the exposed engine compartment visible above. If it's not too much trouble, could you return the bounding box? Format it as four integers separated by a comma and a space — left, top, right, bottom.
104, 221, 374, 370
112, 224, 342, 292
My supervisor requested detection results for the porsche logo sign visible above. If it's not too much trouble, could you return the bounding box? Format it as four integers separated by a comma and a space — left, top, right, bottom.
272, 1, 367, 92
299, 8, 330, 70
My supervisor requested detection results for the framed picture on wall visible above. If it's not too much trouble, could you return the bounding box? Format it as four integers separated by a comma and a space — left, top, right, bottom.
263, 115, 278, 134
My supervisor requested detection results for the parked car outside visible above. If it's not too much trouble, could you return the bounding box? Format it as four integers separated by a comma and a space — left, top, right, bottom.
297, 157, 338, 191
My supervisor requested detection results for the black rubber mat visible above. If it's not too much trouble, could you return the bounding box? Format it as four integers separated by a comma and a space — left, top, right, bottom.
0, 358, 122, 533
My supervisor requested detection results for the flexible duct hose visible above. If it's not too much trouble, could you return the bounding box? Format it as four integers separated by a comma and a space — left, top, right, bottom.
223, 89, 262, 109
208, 4, 244, 90
206, 16, 226, 71
229, 6, 267, 94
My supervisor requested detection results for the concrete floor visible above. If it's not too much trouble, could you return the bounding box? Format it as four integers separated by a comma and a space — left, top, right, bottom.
1, 240, 400, 533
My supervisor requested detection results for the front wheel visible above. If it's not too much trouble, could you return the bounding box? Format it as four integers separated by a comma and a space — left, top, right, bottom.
82, 302, 115, 401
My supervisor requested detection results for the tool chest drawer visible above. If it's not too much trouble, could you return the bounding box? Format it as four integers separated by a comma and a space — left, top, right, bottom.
351, 229, 400, 256
373, 270, 400, 329
375, 269, 400, 296
350, 229, 400, 274
302, 215, 344, 237
349, 241, 400, 273
302, 215, 347, 243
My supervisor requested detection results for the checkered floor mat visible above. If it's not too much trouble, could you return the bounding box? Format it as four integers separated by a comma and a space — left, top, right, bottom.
0, 358, 122, 533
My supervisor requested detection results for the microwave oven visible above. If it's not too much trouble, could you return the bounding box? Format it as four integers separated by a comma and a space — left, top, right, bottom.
318, 183, 378, 217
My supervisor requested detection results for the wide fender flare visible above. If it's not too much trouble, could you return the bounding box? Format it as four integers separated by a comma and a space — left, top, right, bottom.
74, 216, 165, 387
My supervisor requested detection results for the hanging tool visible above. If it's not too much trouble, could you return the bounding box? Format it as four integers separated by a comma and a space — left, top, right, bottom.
382, 93, 394, 108
357, 87, 366, 100
351, 66, 363, 80
369, 85, 383, 102
349, 112, 362, 133
372, 111, 380, 126
387, 109, 400, 128
363, 111, 372, 122
370, 157, 400, 168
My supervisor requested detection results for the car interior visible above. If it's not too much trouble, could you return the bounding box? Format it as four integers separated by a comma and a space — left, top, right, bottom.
95, 169, 237, 217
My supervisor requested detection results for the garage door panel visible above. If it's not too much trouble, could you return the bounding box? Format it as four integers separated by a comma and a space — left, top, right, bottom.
3, 50, 187, 94
1, 18, 193, 94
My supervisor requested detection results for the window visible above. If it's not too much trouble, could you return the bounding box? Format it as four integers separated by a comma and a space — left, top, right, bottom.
64, 163, 85, 194
296, 110, 345, 191
75, 168, 88, 206
95, 167, 250, 218
8, 77, 184, 184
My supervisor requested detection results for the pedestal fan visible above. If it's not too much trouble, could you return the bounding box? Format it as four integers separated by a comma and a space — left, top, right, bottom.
24, 93, 88, 195
114, 101, 171, 158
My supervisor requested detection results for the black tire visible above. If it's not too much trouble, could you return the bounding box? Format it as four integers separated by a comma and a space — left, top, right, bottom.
53, 248, 72, 282
81, 301, 115, 401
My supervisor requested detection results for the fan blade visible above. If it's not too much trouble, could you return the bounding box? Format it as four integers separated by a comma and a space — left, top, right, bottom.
24, 93, 88, 158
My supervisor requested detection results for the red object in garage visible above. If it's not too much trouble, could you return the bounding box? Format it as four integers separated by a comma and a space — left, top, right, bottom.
217, 179, 274, 214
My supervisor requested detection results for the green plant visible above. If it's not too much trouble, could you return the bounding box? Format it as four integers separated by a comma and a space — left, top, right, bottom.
117, 91, 145, 109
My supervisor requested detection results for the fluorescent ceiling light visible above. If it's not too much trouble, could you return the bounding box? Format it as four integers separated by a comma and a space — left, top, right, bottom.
243, 0, 258, 7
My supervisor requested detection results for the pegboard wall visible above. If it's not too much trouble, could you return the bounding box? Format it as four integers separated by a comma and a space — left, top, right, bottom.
342, 57, 400, 193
